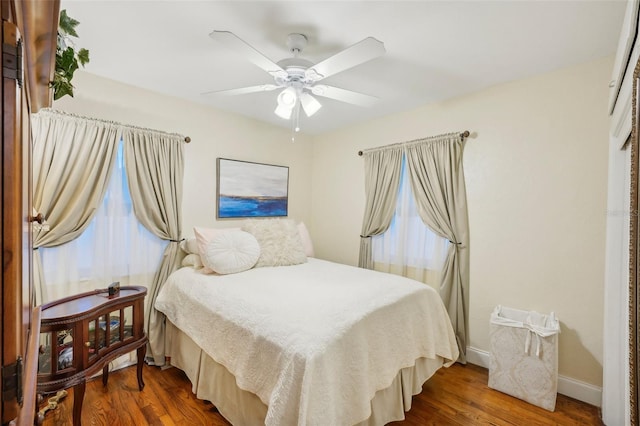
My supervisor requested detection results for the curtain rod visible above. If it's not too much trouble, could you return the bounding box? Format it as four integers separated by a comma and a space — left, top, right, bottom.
35, 108, 191, 143
357, 130, 470, 156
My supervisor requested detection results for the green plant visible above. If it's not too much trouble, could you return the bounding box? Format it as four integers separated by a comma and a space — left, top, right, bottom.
52, 10, 90, 100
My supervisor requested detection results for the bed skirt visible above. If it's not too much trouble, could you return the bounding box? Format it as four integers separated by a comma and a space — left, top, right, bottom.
165, 320, 444, 425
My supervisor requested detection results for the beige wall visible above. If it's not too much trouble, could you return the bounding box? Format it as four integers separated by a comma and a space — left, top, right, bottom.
311, 56, 612, 386
53, 71, 314, 234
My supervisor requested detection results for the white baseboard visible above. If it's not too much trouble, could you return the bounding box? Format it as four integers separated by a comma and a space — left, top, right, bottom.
465, 346, 602, 408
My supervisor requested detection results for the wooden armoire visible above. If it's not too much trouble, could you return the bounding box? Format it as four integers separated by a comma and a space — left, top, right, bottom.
0, 1, 59, 424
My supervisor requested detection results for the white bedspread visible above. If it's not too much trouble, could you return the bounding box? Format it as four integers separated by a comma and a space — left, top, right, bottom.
155, 258, 458, 426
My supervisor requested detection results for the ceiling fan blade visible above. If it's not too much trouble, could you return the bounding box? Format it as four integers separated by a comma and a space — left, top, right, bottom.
209, 31, 287, 78
201, 84, 279, 96
305, 37, 385, 81
311, 85, 379, 107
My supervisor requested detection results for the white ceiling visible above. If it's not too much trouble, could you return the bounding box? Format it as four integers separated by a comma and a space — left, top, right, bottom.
61, 1, 626, 135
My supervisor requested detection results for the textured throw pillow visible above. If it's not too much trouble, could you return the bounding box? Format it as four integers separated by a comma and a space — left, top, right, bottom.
179, 237, 199, 255
242, 219, 307, 267
201, 231, 261, 275
297, 222, 315, 257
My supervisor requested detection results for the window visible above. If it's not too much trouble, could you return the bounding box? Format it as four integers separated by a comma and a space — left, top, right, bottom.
40, 141, 167, 300
372, 155, 448, 276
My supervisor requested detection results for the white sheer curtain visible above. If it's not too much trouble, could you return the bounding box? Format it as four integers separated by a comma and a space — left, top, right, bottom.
372, 156, 449, 289
39, 141, 167, 302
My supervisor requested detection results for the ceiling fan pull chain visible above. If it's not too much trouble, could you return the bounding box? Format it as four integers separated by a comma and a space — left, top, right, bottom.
294, 102, 301, 133
291, 101, 301, 142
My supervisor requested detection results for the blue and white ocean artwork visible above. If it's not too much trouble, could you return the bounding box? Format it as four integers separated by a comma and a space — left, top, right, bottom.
217, 159, 289, 218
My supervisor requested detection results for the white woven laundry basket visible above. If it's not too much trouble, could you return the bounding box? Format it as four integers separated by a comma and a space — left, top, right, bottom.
488, 305, 560, 411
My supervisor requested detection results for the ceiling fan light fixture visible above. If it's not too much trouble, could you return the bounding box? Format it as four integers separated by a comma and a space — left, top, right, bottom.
277, 87, 297, 109
300, 93, 322, 117
274, 103, 293, 119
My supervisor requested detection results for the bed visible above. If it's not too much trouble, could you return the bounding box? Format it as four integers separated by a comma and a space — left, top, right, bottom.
154, 248, 459, 426
154, 219, 458, 426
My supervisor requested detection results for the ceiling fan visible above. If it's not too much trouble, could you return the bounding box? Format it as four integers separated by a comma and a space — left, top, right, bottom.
204, 31, 386, 134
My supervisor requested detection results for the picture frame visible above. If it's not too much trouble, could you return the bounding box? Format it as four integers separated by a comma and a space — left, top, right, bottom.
216, 158, 289, 218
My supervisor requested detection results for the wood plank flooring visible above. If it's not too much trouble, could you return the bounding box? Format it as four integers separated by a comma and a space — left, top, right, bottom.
41, 362, 603, 425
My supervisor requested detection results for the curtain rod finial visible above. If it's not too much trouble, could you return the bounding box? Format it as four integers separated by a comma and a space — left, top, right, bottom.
461, 130, 470, 138
358, 150, 363, 156
184, 136, 191, 143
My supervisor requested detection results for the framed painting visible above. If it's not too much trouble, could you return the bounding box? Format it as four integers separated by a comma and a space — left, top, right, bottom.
216, 158, 289, 218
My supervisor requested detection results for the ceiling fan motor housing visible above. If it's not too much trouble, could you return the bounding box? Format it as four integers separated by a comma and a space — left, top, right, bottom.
275, 58, 317, 92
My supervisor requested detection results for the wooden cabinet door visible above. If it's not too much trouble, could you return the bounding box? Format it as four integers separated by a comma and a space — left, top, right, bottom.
0, 1, 59, 424
0, 16, 37, 426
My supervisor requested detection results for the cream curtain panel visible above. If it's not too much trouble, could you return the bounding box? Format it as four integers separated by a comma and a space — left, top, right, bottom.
123, 129, 184, 366
31, 109, 121, 305
358, 148, 403, 269
405, 133, 469, 363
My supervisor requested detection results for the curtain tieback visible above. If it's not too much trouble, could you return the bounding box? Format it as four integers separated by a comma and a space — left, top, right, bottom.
448, 240, 465, 249
169, 238, 185, 243
359, 235, 371, 239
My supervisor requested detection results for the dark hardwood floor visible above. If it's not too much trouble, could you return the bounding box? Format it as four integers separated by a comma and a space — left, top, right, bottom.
40, 362, 602, 425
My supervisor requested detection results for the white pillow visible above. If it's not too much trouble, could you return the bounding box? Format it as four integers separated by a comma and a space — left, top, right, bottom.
194, 226, 241, 255
201, 231, 260, 275
297, 222, 315, 257
194, 226, 241, 273
181, 253, 204, 269
242, 219, 307, 267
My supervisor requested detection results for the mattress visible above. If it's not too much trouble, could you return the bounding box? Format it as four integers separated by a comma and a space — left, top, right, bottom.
155, 258, 459, 425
